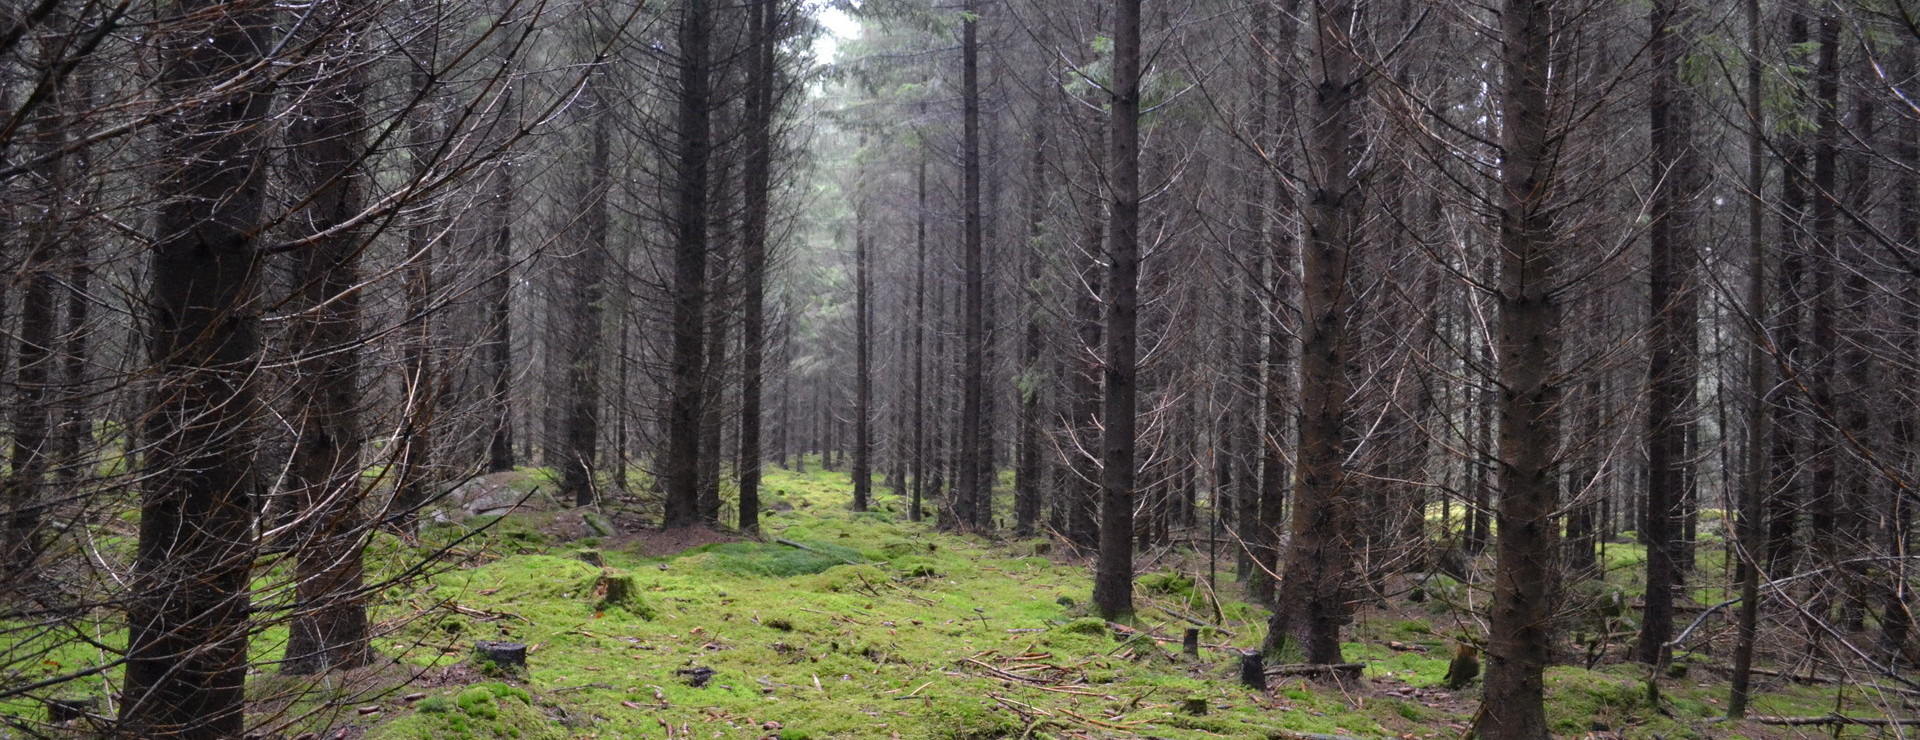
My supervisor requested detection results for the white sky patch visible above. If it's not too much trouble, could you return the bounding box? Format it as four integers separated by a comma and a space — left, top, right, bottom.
812, 4, 860, 64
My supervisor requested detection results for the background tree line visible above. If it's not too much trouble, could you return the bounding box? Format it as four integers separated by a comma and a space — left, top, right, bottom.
814, 0, 1920, 736
4, 0, 1920, 737
0, 0, 817, 735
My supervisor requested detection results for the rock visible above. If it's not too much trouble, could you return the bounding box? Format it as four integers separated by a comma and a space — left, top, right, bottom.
578, 549, 605, 567
584, 512, 616, 537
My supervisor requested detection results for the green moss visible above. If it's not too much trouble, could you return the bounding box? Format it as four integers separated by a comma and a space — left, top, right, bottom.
368, 683, 556, 740
676, 540, 865, 578
455, 686, 498, 720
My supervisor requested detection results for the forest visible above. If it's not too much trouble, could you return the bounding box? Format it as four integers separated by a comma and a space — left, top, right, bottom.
2, 0, 1919, 738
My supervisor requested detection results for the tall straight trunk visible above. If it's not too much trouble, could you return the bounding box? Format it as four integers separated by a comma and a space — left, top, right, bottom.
910, 150, 929, 522
697, 136, 736, 521
853, 202, 873, 511
484, 86, 517, 474
560, 85, 611, 508
282, 2, 374, 674
1092, 0, 1142, 621
1252, 0, 1297, 601
1069, 179, 1105, 551
1267, 0, 1361, 664
1727, 3, 1766, 714
1837, 93, 1876, 632
55, 154, 91, 490
781, 333, 794, 469
1470, 373, 1493, 552
120, 1, 273, 733
952, 0, 987, 531
737, 0, 776, 533
930, 279, 951, 519
1806, 9, 1840, 602
393, 52, 442, 526
1638, 0, 1698, 668
890, 292, 909, 498
3, 65, 62, 574
1014, 120, 1046, 536
664, 0, 714, 527
698, 285, 728, 519
1767, 11, 1811, 573
1882, 30, 1920, 666
1477, 0, 1561, 736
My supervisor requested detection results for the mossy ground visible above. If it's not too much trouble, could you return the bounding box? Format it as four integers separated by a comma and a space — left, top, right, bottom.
3, 463, 1904, 738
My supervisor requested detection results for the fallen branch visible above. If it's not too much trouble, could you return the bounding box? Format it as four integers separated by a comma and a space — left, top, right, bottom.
1266, 663, 1367, 680
1747, 715, 1920, 727
775, 539, 859, 565
1268, 730, 1371, 740
1705, 665, 1920, 697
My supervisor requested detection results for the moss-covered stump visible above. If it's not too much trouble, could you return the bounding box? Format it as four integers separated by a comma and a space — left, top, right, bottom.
473, 640, 526, 671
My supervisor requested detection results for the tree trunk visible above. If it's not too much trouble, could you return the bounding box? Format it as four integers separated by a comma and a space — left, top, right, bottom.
3, 64, 61, 575
1806, 9, 1840, 619
953, 0, 987, 532
1638, 0, 1698, 668
120, 1, 274, 732
393, 51, 443, 528
281, 1, 375, 674
484, 86, 517, 475
736, 0, 777, 533
1767, 10, 1811, 574
664, 0, 714, 528
559, 83, 611, 509
1015, 118, 1047, 537
1728, 0, 1766, 715
1267, 0, 1361, 665
1476, 0, 1561, 736
1092, 0, 1142, 621
853, 196, 873, 512
907, 150, 929, 522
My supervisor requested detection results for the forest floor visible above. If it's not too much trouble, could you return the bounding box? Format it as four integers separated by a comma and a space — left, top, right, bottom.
5, 464, 1910, 739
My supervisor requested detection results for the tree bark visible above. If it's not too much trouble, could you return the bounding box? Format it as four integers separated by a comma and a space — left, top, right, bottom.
952, 0, 987, 532
3, 56, 61, 575
1476, 0, 1561, 736
393, 45, 443, 529
1638, 0, 1699, 668
1727, 0, 1765, 716
120, 0, 274, 732
853, 195, 873, 512
664, 0, 714, 527
559, 82, 611, 509
1015, 118, 1047, 537
737, 0, 777, 533
1092, 0, 1142, 621
1267, 0, 1361, 665
484, 86, 517, 475
281, 0, 376, 674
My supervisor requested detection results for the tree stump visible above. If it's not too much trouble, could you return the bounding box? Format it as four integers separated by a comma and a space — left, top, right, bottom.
577, 549, 605, 567
474, 640, 527, 670
1181, 696, 1208, 715
599, 573, 636, 607
1239, 650, 1265, 690
1182, 628, 1200, 657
